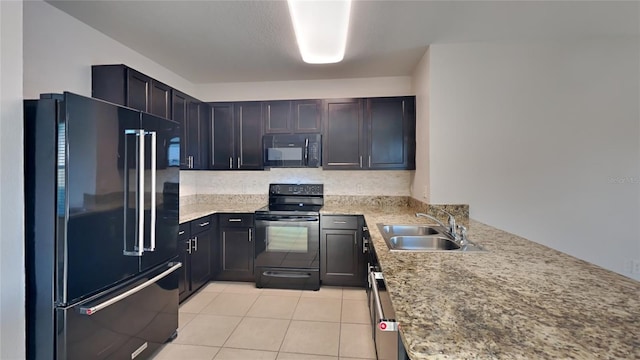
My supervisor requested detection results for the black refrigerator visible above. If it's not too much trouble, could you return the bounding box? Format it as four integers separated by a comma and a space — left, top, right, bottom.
24, 92, 181, 360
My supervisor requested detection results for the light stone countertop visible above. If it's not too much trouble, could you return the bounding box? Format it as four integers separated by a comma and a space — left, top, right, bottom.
181, 201, 640, 359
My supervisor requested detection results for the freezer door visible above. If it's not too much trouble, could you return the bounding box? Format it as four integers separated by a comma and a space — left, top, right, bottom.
139, 113, 180, 272
56, 261, 180, 360
62, 93, 142, 305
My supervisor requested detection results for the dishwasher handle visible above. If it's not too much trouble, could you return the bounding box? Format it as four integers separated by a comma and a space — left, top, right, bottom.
369, 271, 398, 332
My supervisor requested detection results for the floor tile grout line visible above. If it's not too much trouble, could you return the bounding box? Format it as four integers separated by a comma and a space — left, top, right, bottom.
274, 294, 301, 354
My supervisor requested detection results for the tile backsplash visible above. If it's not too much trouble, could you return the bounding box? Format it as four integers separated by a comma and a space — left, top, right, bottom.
181, 169, 413, 196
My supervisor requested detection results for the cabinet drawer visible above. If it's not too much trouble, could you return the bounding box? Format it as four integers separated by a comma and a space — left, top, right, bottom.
219, 213, 254, 227
178, 223, 190, 241
191, 215, 213, 234
322, 215, 358, 230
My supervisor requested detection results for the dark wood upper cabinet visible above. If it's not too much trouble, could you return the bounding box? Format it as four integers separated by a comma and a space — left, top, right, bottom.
210, 103, 235, 170
173, 90, 209, 170
263, 100, 322, 134
293, 100, 322, 133
263, 101, 292, 134
92, 65, 171, 119
150, 81, 172, 119
210, 102, 263, 170
235, 102, 263, 169
365, 97, 416, 170
322, 98, 364, 169
323, 97, 415, 170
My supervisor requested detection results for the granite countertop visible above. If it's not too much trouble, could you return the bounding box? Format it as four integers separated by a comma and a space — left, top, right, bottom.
330, 205, 640, 360
181, 200, 640, 359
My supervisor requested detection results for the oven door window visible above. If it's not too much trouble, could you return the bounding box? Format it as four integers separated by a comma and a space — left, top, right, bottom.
267, 226, 308, 253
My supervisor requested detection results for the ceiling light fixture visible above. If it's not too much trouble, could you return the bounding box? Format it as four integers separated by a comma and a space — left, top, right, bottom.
287, 0, 352, 64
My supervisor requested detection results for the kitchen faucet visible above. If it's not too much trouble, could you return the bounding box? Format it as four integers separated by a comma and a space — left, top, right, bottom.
416, 210, 460, 242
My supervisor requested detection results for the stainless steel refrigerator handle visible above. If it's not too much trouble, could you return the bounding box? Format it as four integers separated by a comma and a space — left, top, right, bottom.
369, 271, 398, 332
79, 262, 182, 316
145, 131, 157, 251
123, 129, 145, 257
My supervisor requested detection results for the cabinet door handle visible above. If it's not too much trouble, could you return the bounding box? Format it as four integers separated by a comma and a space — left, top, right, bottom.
228, 218, 242, 222
229, 157, 233, 169
237, 157, 240, 168
248, 228, 252, 242
354, 231, 357, 246
178, 230, 185, 235
359, 156, 363, 168
193, 236, 198, 251
368, 155, 371, 168
199, 221, 210, 227
187, 239, 192, 254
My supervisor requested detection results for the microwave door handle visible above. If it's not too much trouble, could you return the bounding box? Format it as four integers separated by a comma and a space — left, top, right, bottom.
304, 137, 309, 166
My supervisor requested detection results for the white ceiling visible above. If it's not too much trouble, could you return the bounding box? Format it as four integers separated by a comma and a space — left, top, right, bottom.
46, 0, 638, 84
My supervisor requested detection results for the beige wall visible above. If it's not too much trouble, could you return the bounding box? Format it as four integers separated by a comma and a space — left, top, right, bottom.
426, 41, 640, 280
23, 0, 194, 99
410, 47, 430, 202
194, 76, 413, 102
1, 0, 25, 358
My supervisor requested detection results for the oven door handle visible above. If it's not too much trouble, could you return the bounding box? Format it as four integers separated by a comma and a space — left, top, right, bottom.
256, 216, 319, 222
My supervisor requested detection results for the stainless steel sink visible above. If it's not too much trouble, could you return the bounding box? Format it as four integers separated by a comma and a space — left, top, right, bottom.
387, 235, 460, 251
376, 223, 487, 252
380, 225, 441, 236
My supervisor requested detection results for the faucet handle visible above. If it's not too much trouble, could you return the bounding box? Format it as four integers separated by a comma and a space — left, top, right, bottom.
458, 225, 468, 245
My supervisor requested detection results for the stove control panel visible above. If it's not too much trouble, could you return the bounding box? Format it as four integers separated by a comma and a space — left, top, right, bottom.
269, 184, 324, 196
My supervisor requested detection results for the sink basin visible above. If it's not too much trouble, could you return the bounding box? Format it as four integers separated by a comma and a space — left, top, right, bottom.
376, 223, 487, 252
380, 224, 442, 236
387, 235, 460, 251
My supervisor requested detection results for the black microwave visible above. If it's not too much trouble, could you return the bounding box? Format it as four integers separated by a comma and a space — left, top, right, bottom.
263, 134, 322, 168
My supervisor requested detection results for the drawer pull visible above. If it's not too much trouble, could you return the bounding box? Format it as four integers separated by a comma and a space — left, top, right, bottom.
178, 230, 185, 235
228, 218, 242, 222
333, 221, 347, 224
199, 221, 210, 227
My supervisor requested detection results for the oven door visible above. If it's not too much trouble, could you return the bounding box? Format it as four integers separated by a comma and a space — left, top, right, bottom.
254, 214, 321, 290
254, 214, 319, 268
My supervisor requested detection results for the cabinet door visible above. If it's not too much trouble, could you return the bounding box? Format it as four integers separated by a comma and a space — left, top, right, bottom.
235, 102, 263, 170
292, 100, 322, 133
322, 99, 364, 169
219, 227, 254, 281
210, 103, 235, 169
366, 97, 416, 170
321, 229, 360, 286
190, 229, 212, 292
185, 100, 202, 169
263, 101, 291, 134
178, 224, 190, 302
172, 91, 189, 169
150, 81, 171, 119
127, 69, 151, 112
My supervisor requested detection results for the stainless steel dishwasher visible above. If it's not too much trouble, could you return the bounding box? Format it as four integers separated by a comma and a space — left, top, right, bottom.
367, 245, 409, 360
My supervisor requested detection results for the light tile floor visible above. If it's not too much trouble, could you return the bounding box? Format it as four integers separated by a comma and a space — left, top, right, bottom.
151, 282, 375, 360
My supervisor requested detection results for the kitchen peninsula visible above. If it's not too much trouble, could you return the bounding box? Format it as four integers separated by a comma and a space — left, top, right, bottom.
180, 196, 640, 360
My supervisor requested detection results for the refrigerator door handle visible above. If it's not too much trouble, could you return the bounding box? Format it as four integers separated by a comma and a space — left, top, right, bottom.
123, 129, 145, 257
145, 131, 157, 251
79, 262, 182, 316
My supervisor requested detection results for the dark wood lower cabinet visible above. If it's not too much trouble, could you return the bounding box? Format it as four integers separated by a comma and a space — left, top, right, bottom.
321, 215, 366, 287
178, 216, 213, 303
217, 213, 254, 282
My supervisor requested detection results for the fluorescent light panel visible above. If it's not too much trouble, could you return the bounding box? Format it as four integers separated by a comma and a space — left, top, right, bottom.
287, 0, 352, 64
